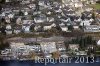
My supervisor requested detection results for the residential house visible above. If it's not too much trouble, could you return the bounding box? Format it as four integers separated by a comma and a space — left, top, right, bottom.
8, 13, 14, 19
87, 45, 95, 52
21, 0, 31, 4
89, 0, 96, 4
43, 24, 52, 30
39, 36, 66, 58
40, 42, 57, 54
60, 26, 68, 32
56, 41, 66, 57
54, 7, 62, 13
73, 25, 79, 30
6, 29, 12, 34
5, 16, 11, 23
5, 24, 12, 34
22, 20, 33, 25
28, 4, 36, 10
97, 40, 100, 46
47, 17, 55, 22
80, 19, 91, 26
63, 9, 75, 16
60, 17, 70, 23
72, 22, 80, 30
5, 0, 11, 2
68, 44, 79, 51
59, 22, 65, 26
74, 2, 83, 8
33, 11, 41, 16
43, 23, 56, 31
1, 12, 6, 17
10, 42, 30, 59
16, 17, 22, 25
1, 49, 11, 55
24, 11, 28, 16
22, 19, 33, 33
13, 25, 22, 34
22, 24, 31, 33
74, 17, 82, 22
1, 49, 12, 60
76, 51, 87, 56
84, 25, 100, 32
34, 14, 47, 23
39, 0, 45, 6
34, 24, 42, 31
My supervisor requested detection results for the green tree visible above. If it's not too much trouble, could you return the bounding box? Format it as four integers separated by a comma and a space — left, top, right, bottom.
68, 25, 73, 31
0, 35, 9, 50
19, 11, 24, 16
92, 13, 95, 19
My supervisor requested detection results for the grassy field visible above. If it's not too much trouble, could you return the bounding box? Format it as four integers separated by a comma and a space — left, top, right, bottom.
91, 3, 100, 10
94, 3, 100, 10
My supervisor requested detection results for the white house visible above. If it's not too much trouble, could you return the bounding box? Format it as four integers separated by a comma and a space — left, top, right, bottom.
28, 4, 36, 10
76, 51, 87, 56
5, 0, 11, 2
97, 40, 100, 46
34, 14, 47, 23
22, 20, 33, 25
69, 44, 79, 51
34, 25, 41, 31
5, 16, 11, 23
54, 8, 62, 13
6, 24, 12, 29
6, 29, 12, 34
74, 2, 83, 8
16, 17, 22, 25
43, 23, 56, 30
51, 23, 56, 27
10, 42, 29, 59
1, 49, 11, 55
22, 20, 33, 33
47, 17, 54, 22
60, 26, 68, 32
21, 0, 30, 4
24, 11, 28, 16
8, 13, 14, 18
43, 26, 51, 31
73, 25, 79, 30
80, 20, 91, 26
60, 18, 70, 22
22, 24, 31, 33
84, 25, 100, 32
6, 24, 12, 34
59, 23, 65, 26
14, 26, 22, 34
1, 12, 6, 17
39, 0, 45, 6
40, 42, 57, 53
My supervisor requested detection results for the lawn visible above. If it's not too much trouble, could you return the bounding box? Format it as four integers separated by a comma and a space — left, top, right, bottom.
92, 3, 100, 10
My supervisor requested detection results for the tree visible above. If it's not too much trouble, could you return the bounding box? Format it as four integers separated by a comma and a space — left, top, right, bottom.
81, 13, 85, 20
30, 24, 35, 32
0, 35, 9, 50
68, 25, 73, 31
92, 13, 95, 19
19, 11, 24, 16
66, 36, 96, 50
0, 0, 5, 3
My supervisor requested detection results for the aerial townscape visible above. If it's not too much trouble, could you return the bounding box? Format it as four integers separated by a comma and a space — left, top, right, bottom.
0, 0, 100, 60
